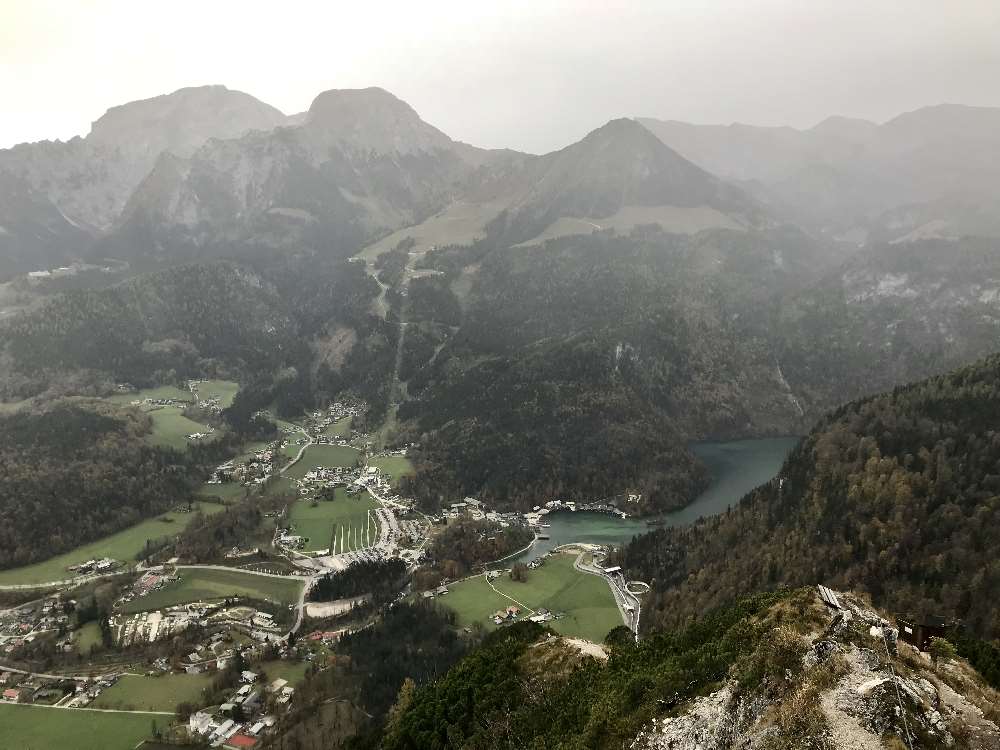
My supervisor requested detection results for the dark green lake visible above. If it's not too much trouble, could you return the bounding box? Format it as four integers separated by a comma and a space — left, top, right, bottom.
504, 436, 799, 564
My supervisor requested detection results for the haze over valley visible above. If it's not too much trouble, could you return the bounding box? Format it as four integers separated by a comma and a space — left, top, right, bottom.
3, 4, 1000, 748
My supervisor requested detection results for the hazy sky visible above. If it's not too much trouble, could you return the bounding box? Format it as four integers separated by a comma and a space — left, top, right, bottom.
3, 0, 1000, 154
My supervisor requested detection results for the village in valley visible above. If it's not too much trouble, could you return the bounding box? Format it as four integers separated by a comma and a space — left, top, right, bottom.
0, 381, 643, 750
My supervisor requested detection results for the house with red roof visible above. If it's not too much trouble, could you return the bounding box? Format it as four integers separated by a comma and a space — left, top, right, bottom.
224, 734, 258, 749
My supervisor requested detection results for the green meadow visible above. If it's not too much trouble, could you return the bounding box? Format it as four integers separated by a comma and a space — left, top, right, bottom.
0, 703, 155, 750
91, 673, 214, 711
368, 455, 415, 487
439, 552, 624, 643
286, 490, 379, 553
145, 406, 215, 451
284, 443, 361, 479
0, 501, 225, 586
324, 416, 352, 437
195, 379, 239, 409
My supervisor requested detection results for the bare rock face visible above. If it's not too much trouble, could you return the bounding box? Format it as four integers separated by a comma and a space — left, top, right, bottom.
631, 590, 1000, 750
630, 686, 737, 750
302, 87, 455, 157
0, 85, 289, 232
108, 88, 479, 261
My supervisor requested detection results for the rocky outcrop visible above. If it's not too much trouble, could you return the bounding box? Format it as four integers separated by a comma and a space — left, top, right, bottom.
631, 590, 1000, 750
0, 86, 288, 233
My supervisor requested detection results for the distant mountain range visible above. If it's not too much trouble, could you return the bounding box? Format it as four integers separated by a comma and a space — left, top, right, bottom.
4, 85, 1000, 277
5, 85, 1000, 514
640, 103, 1000, 242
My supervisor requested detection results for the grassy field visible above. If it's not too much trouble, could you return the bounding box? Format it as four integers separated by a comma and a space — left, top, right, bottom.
357, 199, 505, 261
283, 437, 310, 460
258, 659, 310, 686
440, 553, 624, 643
287, 490, 379, 553
75, 621, 104, 654
107, 385, 193, 404
195, 379, 239, 409
0, 501, 225, 586
145, 406, 214, 450
91, 673, 213, 711
368, 455, 415, 488
122, 567, 303, 614
324, 416, 352, 437
285, 444, 361, 479
0, 703, 155, 750
197, 481, 248, 501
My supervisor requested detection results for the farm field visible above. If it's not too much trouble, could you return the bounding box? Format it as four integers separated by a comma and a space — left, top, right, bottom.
285, 444, 361, 479
106, 385, 193, 405
92, 673, 213, 711
287, 490, 379, 553
368, 455, 415, 487
0, 703, 155, 750
440, 552, 624, 643
122, 567, 303, 614
0, 501, 225, 586
145, 406, 214, 450
324, 416, 352, 437
194, 379, 239, 409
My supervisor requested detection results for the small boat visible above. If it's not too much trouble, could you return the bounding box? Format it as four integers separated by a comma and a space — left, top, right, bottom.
537, 534, 550, 541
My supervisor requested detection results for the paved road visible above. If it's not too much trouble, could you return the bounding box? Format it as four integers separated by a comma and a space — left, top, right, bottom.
0, 662, 138, 683
279, 425, 315, 475
0, 570, 127, 591
173, 564, 306, 581
0, 700, 172, 716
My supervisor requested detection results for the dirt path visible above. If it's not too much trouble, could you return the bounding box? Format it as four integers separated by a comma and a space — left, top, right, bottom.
486, 575, 536, 616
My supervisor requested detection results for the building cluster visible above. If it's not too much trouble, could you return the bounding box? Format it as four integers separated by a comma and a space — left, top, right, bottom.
66, 557, 119, 576
524, 499, 628, 530
0, 670, 120, 708
210, 446, 278, 487
436, 497, 520, 528
187, 670, 295, 748
0, 597, 66, 656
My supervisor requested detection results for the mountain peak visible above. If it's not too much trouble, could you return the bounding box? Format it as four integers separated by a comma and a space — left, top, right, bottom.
88, 85, 288, 156
304, 87, 453, 154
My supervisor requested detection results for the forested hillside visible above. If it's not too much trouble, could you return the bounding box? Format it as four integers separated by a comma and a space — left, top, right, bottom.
400, 225, 828, 512
0, 258, 390, 415
627, 352, 1000, 639
0, 402, 197, 568
367, 587, 1000, 750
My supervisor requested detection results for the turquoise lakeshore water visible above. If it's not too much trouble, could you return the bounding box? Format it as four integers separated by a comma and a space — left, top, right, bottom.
505, 436, 800, 564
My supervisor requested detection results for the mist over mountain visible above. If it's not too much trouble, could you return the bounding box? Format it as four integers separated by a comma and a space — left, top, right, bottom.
4, 76, 1000, 750
640, 103, 1000, 242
